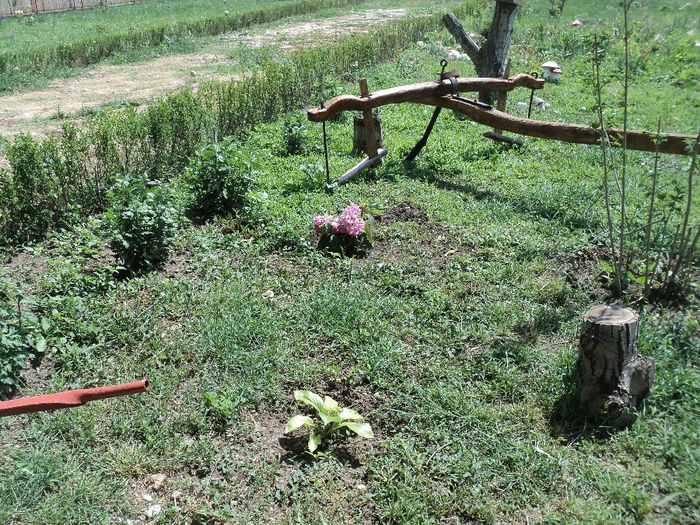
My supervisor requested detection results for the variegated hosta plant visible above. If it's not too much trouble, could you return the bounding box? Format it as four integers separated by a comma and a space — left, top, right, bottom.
285, 390, 374, 452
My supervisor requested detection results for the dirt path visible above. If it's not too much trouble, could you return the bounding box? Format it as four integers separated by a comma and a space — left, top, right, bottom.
0, 9, 406, 139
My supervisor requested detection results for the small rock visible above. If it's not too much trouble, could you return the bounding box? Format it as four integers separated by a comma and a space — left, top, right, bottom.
262, 290, 275, 299
447, 49, 461, 60
190, 70, 197, 77
142, 493, 154, 502
144, 504, 162, 519
533, 96, 545, 107
357, 483, 367, 491
151, 473, 167, 489
515, 101, 528, 111
571, 19, 583, 27
416, 40, 425, 47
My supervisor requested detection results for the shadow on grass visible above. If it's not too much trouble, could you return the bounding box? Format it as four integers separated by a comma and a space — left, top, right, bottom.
397, 155, 598, 230
548, 365, 618, 444
278, 435, 362, 467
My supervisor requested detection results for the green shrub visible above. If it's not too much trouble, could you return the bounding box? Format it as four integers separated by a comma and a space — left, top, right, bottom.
105, 174, 180, 273
4, 134, 57, 244
1, 127, 99, 247
182, 138, 258, 222
281, 112, 313, 156
0, 300, 29, 399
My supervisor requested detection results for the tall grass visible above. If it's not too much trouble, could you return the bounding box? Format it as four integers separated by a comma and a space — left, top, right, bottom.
0, 3, 479, 248
0, 0, 366, 75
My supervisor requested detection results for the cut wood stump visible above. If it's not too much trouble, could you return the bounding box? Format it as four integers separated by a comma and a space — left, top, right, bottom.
352, 112, 384, 155
575, 305, 655, 427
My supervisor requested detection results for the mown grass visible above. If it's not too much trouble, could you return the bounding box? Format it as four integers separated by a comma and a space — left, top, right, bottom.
0, 0, 367, 91
0, 0, 698, 523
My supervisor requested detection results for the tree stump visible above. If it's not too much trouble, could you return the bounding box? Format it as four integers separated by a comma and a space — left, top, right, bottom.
575, 305, 655, 427
352, 112, 384, 155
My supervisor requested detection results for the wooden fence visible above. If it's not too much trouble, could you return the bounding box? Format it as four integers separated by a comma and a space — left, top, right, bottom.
0, 0, 141, 17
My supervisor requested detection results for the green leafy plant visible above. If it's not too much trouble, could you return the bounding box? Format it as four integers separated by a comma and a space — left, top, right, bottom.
182, 137, 258, 222
204, 388, 243, 430
0, 280, 50, 399
105, 174, 180, 273
280, 112, 313, 156
284, 390, 373, 453
591, 2, 699, 300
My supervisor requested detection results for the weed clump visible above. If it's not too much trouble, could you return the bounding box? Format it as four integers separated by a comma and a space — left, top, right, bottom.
280, 112, 314, 156
182, 138, 257, 222
105, 174, 180, 273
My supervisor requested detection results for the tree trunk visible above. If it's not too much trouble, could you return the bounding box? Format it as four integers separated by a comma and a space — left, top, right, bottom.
442, 1, 521, 104
575, 305, 655, 427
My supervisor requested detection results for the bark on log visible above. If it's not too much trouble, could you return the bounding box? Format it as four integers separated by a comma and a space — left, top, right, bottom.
443, 1, 521, 104
575, 305, 655, 426
422, 95, 694, 155
307, 74, 544, 122
353, 113, 385, 154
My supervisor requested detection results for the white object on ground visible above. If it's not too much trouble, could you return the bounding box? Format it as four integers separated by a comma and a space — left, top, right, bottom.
144, 505, 162, 519
541, 61, 562, 83
151, 473, 167, 490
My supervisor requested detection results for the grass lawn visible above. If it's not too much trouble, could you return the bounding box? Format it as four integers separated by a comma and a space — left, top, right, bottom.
0, 0, 698, 523
0, 0, 464, 94
0, 0, 363, 92
0, 0, 292, 51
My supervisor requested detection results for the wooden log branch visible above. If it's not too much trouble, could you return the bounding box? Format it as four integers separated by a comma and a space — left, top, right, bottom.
442, 12, 481, 65
307, 75, 544, 122
575, 305, 655, 426
422, 95, 694, 155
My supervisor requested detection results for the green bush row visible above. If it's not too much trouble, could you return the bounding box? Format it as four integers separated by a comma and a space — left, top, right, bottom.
0, 0, 365, 73
0, 3, 478, 249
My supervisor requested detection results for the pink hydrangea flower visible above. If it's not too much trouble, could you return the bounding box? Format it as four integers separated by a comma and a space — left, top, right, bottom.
341, 204, 362, 220
336, 204, 365, 237
314, 204, 364, 237
313, 214, 335, 233
344, 216, 365, 237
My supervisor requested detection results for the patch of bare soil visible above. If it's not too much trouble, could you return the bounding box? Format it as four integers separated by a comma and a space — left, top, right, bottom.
0, 9, 407, 139
374, 200, 429, 225
553, 245, 612, 300
222, 8, 406, 50
367, 201, 468, 267
2, 249, 47, 294
0, 53, 241, 139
